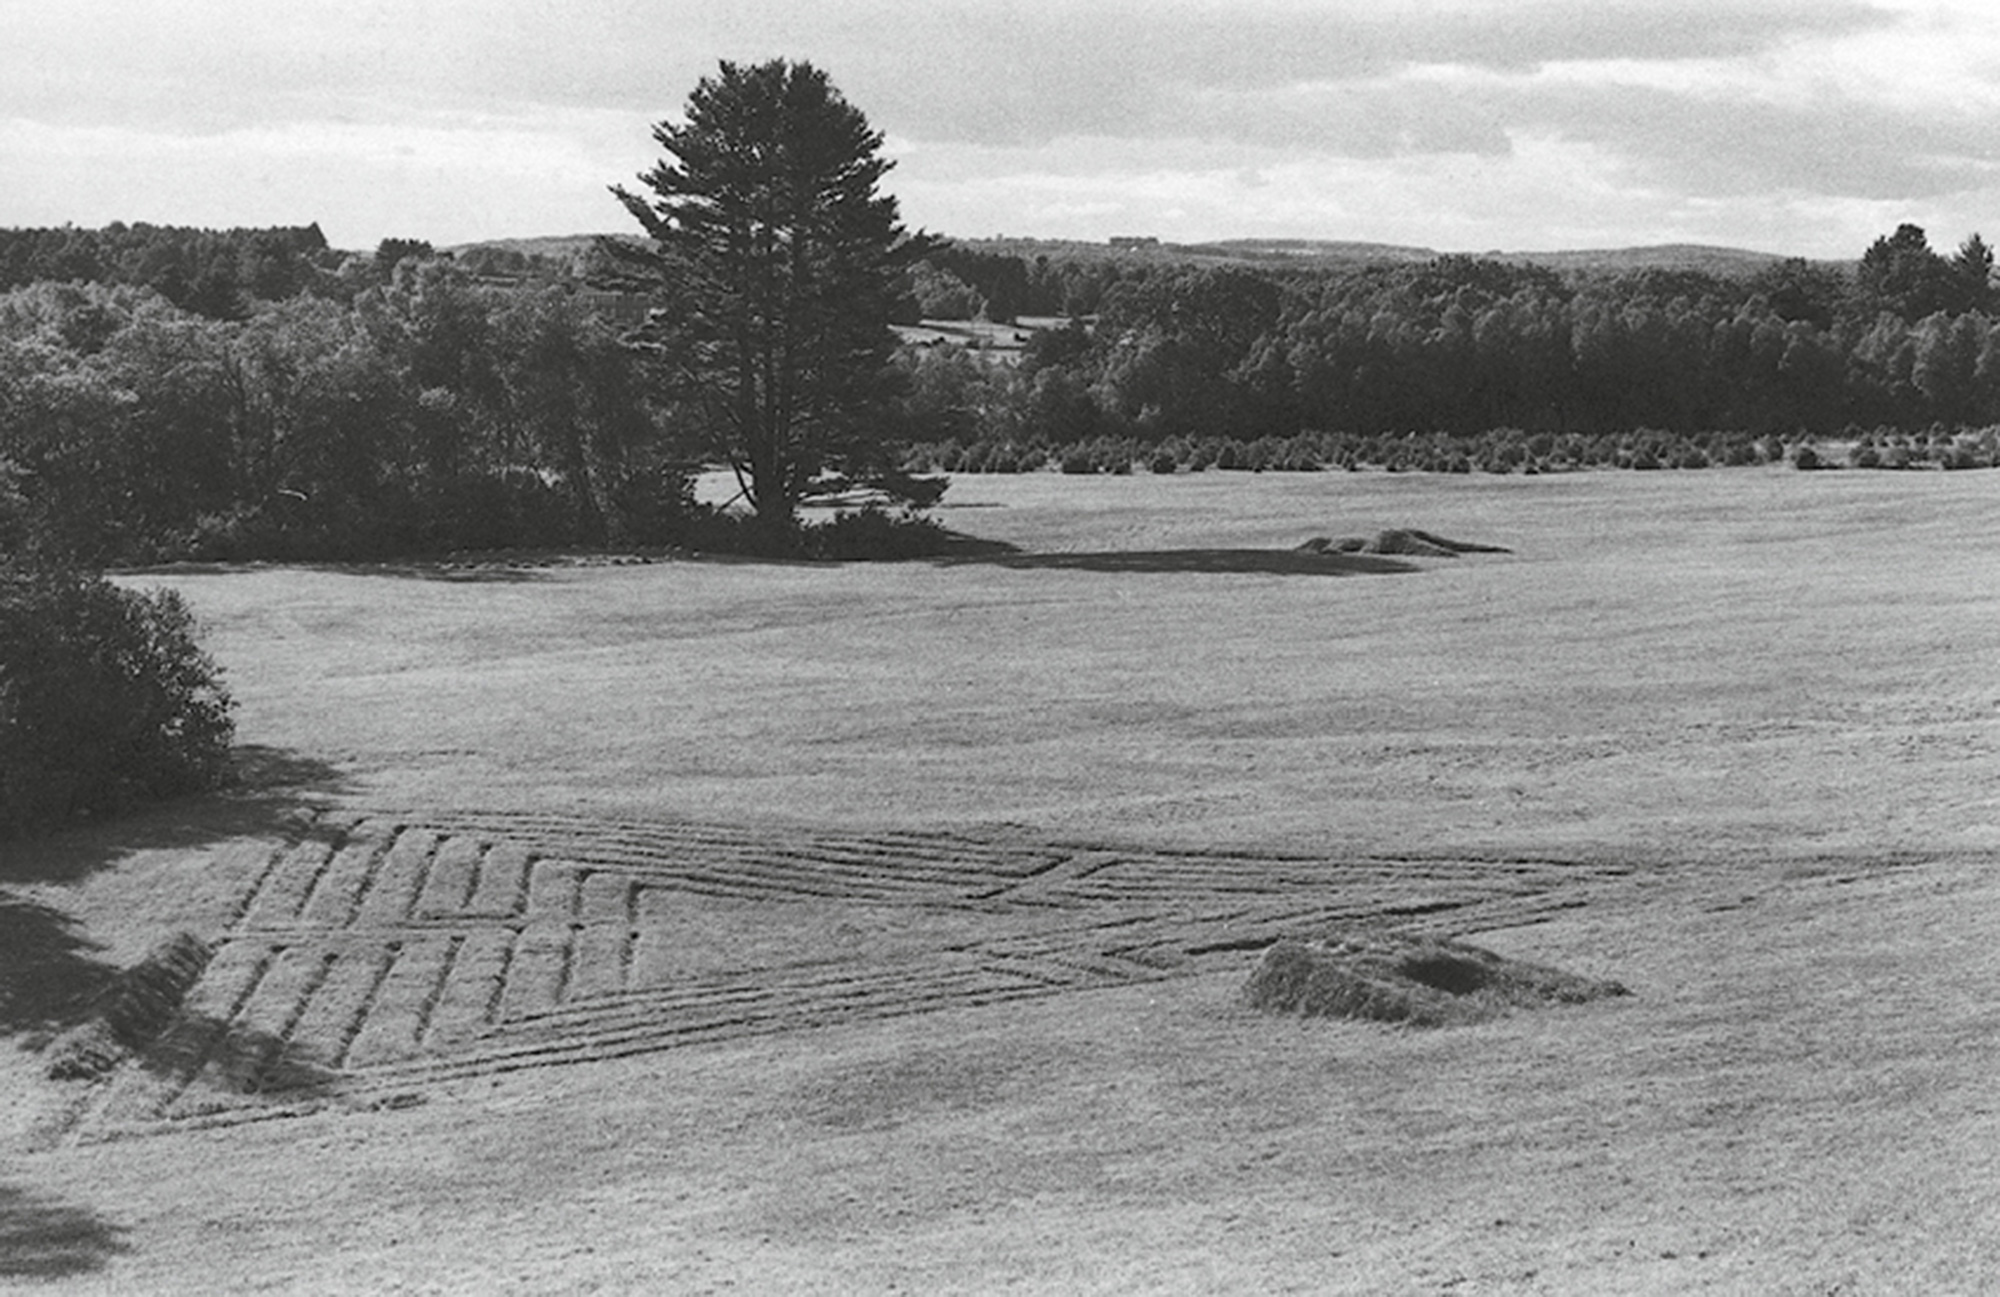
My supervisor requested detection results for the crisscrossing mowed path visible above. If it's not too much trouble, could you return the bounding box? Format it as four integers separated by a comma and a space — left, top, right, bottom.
71, 809, 1632, 1142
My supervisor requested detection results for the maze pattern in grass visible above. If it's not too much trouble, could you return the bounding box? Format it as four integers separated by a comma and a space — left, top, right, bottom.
75, 809, 1629, 1141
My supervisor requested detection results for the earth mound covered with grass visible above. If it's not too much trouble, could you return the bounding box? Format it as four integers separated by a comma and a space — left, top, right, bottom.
1244, 930, 1625, 1027
1296, 529, 1512, 558
44, 932, 212, 1081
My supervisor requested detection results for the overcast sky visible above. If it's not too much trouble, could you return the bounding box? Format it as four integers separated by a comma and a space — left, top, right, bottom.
4, 0, 1996, 258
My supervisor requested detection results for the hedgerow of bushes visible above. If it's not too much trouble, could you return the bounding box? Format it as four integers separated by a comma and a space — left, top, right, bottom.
901, 423, 2000, 478
0, 558, 235, 836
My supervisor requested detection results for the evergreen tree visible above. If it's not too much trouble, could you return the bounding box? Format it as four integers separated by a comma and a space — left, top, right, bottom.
609, 59, 936, 538
1858, 223, 1955, 321
1951, 233, 1994, 315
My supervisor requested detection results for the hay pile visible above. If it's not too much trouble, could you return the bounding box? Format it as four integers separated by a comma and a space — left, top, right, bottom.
45, 932, 212, 1081
1297, 529, 1511, 558
1243, 930, 1625, 1027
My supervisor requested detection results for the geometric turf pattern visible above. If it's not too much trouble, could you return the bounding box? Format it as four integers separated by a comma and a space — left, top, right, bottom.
68, 809, 1632, 1143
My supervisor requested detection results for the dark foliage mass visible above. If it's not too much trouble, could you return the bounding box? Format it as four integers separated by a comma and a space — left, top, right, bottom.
3, 211, 1996, 572
0, 559, 235, 836
0, 259, 693, 565
895, 226, 2000, 475
0, 223, 334, 320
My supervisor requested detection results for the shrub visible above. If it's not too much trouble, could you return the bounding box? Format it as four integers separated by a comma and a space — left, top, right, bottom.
606, 464, 700, 549
687, 505, 953, 561
806, 506, 953, 560
0, 559, 235, 836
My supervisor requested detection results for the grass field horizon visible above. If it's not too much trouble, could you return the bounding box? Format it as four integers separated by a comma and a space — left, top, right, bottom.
6, 465, 1998, 1291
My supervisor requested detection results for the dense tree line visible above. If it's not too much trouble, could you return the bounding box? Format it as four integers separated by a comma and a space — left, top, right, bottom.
0, 261, 689, 565
0, 223, 590, 323
0, 223, 340, 320
6, 217, 1997, 569
894, 225, 2000, 472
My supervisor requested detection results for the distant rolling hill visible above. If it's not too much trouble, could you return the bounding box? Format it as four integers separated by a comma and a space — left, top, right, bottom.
448, 233, 1833, 278
443, 234, 622, 260
1026, 236, 1812, 277
1486, 243, 1801, 275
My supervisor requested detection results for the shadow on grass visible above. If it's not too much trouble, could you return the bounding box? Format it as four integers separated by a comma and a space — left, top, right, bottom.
0, 745, 350, 887
669, 528, 1017, 567
142, 1014, 337, 1099
0, 1186, 130, 1280
129, 535, 1423, 578
0, 745, 349, 1044
0, 896, 112, 1033
228, 745, 352, 796
123, 559, 553, 583
946, 547, 1419, 576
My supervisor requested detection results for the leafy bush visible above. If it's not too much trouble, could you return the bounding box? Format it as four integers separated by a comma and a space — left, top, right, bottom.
0, 560, 235, 835
806, 506, 953, 560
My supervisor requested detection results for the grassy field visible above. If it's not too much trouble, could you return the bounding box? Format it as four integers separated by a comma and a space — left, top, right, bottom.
4, 466, 1998, 1291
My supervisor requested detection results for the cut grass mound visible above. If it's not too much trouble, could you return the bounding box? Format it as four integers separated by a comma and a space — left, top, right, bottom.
1297, 529, 1512, 558
45, 932, 211, 1081
1244, 931, 1626, 1027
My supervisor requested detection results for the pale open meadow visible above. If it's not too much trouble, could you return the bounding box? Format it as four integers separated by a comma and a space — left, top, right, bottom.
4, 465, 1997, 1292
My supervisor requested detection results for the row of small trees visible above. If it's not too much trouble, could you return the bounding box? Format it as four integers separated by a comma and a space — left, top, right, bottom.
905, 425, 2000, 477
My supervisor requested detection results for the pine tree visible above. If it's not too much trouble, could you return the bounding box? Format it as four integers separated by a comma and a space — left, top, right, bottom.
609, 60, 935, 539
1951, 233, 1994, 315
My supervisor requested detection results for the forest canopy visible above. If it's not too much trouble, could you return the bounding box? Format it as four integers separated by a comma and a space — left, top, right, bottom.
1, 218, 1996, 566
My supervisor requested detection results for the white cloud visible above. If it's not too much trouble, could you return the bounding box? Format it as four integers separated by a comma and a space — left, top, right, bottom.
0, 108, 653, 245
2, 0, 1998, 255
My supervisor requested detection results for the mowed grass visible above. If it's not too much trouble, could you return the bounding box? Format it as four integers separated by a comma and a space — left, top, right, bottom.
144, 466, 2000, 859
8, 465, 2000, 1292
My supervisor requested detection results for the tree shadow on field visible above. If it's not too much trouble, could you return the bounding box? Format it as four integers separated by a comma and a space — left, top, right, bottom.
141, 1013, 337, 1100
123, 558, 554, 584
947, 547, 1419, 577
0, 1185, 130, 1279
0, 746, 350, 1043
316, 560, 554, 583
0, 895, 113, 1033
0, 745, 351, 887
